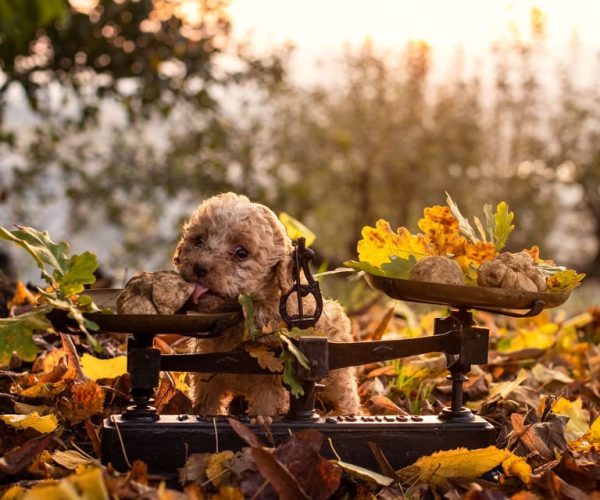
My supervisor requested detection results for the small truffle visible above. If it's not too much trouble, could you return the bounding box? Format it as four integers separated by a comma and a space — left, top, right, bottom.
477, 251, 547, 292
409, 256, 465, 286
117, 271, 194, 314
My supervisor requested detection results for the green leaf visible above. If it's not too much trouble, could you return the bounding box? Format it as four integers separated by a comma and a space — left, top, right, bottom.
547, 269, 585, 292
380, 255, 418, 279
238, 293, 259, 341
345, 255, 417, 279
280, 351, 304, 397
0, 226, 70, 285
0, 309, 51, 366
492, 202, 515, 251
278, 333, 310, 369
288, 326, 315, 339
59, 252, 98, 298
344, 260, 387, 277
445, 192, 479, 243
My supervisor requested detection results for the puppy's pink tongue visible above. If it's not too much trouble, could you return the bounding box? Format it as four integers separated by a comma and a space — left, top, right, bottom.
192, 283, 209, 303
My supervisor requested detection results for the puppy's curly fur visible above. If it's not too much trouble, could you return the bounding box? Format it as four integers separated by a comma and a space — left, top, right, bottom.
174, 193, 360, 416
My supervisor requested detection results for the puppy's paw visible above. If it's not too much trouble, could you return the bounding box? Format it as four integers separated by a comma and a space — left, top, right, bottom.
117, 271, 194, 314
250, 415, 273, 426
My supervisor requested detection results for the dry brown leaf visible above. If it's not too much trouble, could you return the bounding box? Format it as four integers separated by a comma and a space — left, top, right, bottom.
367, 366, 396, 378
244, 343, 284, 372
369, 395, 410, 415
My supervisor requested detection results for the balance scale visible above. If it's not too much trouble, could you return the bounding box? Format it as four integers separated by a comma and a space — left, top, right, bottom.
53, 239, 569, 475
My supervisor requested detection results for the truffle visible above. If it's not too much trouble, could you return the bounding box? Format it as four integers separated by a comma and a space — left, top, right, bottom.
116, 271, 194, 314
408, 255, 465, 286
477, 251, 547, 292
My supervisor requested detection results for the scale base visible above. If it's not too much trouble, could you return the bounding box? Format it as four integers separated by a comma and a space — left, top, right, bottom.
101, 414, 496, 474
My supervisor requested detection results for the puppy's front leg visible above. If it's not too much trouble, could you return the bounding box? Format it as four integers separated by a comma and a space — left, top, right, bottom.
243, 375, 289, 416
319, 367, 361, 415
190, 374, 229, 415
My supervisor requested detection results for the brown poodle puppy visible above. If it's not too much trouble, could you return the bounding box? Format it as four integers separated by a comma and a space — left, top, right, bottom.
173, 193, 360, 416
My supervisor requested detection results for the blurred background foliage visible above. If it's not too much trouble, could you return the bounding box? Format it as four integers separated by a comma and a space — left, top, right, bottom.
0, 0, 599, 281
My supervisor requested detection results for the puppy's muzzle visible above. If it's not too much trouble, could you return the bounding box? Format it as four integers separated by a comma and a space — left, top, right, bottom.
193, 263, 209, 279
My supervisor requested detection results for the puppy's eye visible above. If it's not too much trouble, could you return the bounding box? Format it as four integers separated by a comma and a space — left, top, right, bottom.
191, 235, 204, 247
234, 246, 249, 259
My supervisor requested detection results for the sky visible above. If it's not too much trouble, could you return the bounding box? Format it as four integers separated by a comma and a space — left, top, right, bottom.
228, 0, 600, 81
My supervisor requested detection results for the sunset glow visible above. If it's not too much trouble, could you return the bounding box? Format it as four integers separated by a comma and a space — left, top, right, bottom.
229, 0, 600, 53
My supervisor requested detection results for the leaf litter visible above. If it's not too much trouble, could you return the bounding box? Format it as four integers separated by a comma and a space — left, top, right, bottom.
1, 225, 600, 498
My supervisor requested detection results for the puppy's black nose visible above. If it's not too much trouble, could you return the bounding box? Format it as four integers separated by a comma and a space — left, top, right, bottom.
193, 263, 208, 278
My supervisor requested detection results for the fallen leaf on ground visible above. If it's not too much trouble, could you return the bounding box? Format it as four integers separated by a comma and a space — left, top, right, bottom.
502, 454, 532, 484
0, 433, 55, 475
251, 447, 309, 500
552, 397, 589, 441
0, 412, 58, 433
206, 451, 234, 486
80, 354, 127, 381
397, 446, 510, 486
52, 449, 99, 470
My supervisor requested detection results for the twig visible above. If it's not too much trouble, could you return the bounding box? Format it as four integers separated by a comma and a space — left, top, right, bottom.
213, 417, 219, 453
110, 415, 132, 469
59, 333, 87, 381
250, 479, 270, 500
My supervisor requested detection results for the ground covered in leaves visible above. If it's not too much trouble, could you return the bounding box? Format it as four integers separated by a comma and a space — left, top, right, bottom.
1, 278, 600, 499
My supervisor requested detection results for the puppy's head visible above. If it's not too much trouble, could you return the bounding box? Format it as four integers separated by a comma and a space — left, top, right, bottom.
174, 193, 293, 306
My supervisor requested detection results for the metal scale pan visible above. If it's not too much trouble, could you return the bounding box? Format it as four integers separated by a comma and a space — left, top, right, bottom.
51, 288, 243, 337
364, 274, 570, 316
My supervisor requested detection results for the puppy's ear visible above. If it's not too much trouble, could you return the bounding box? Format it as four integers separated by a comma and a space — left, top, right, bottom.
275, 252, 293, 294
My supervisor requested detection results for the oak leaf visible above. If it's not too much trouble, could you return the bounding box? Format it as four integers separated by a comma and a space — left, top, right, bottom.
397, 446, 511, 486
546, 269, 585, 292
279, 212, 316, 247
357, 220, 430, 267
244, 343, 284, 372
418, 205, 465, 256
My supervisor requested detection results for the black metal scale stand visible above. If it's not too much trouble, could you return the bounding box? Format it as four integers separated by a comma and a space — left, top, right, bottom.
96, 238, 523, 474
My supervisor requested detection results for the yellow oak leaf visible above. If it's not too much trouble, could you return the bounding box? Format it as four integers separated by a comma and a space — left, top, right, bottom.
455, 241, 497, 271
397, 446, 511, 486
418, 205, 465, 256
502, 454, 532, 484
80, 354, 127, 381
0, 412, 58, 433
206, 450, 234, 486
552, 397, 589, 441
244, 344, 284, 372
357, 219, 430, 267
279, 212, 316, 247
